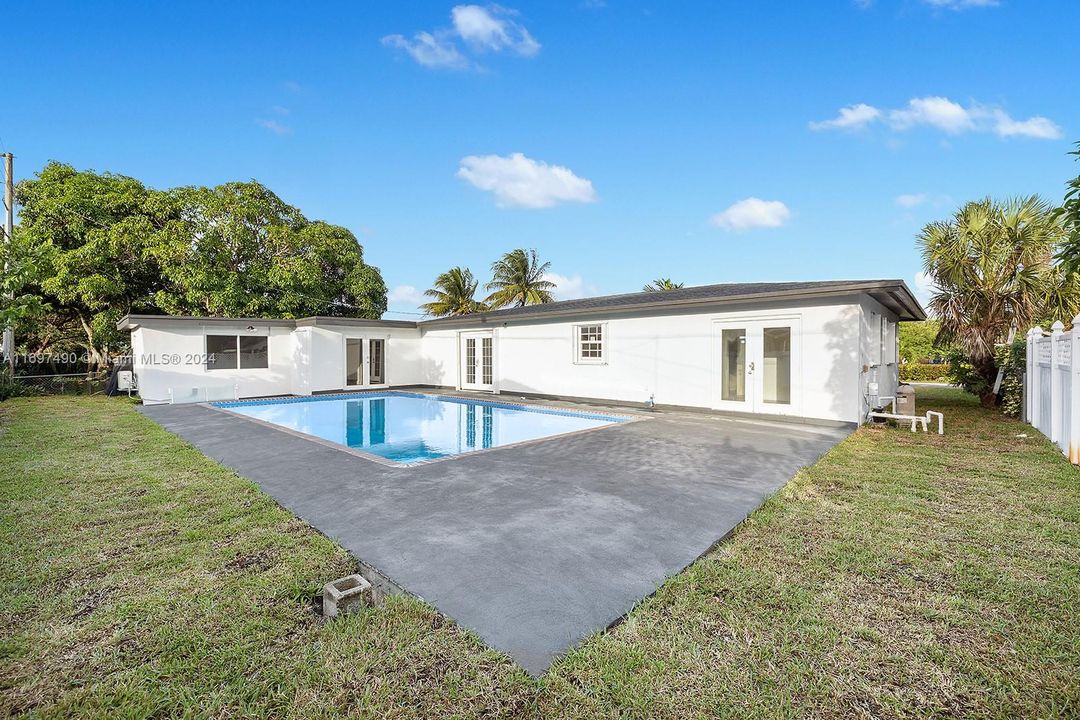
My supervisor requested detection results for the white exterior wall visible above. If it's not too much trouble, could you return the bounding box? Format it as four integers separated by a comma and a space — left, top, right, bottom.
299, 324, 425, 393
128, 292, 903, 423
132, 322, 296, 404
131, 321, 423, 404
419, 296, 865, 423
858, 296, 901, 419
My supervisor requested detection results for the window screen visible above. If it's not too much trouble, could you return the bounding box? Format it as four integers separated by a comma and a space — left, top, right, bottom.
206, 335, 238, 370
239, 336, 269, 369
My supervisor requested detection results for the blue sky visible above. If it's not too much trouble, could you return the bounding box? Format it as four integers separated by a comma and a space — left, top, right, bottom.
6, 1, 1078, 317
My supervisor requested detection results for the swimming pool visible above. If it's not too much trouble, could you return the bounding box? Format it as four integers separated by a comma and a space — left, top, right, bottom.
213, 392, 630, 465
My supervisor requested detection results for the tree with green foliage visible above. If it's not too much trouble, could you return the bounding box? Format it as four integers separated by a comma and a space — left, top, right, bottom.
14, 162, 183, 368
642, 278, 684, 292
420, 267, 487, 317
148, 182, 386, 319
0, 228, 47, 347
919, 196, 1076, 406
898, 319, 943, 363
484, 248, 556, 308
13, 162, 387, 368
1054, 141, 1080, 274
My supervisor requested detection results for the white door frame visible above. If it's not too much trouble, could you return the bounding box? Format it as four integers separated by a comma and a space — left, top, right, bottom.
458, 330, 496, 392
711, 315, 801, 416
341, 334, 390, 390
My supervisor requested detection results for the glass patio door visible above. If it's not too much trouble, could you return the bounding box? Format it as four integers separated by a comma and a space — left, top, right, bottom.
345, 338, 364, 387
344, 337, 388, 388
460, 332, 494, 391
715, 319, 798, 415
369, 339, 385, 385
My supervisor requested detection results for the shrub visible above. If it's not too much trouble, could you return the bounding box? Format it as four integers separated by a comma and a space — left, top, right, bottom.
995, 339, 1026, 418
0, 369, 40, 402
944, 340, 1026, 416
945, 349, 987, 397
899, 363, 951, 383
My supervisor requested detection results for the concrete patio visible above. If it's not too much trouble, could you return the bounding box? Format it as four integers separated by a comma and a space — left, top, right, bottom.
141, 392, 849, 675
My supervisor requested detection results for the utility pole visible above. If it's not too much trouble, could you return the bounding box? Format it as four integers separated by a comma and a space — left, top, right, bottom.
2, 152, 13, 372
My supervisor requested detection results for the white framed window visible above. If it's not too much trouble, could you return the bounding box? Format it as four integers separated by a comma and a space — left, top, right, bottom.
884, 320, 897, 364
574, 323, 606, 364
206, 334, 269, 370
869, 312, 882, 366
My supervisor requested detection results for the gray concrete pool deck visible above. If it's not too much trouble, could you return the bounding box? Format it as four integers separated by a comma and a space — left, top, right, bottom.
140, 391, 849, 675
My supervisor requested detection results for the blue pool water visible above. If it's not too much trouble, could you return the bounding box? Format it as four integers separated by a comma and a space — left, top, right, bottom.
214, 392, 628, 465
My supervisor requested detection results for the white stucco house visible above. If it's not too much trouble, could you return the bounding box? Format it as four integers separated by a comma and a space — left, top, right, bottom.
117, 279, 924, 425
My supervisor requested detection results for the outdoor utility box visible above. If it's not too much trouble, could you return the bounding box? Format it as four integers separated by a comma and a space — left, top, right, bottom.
322, 574, 372, 617
896, 384, 916, 416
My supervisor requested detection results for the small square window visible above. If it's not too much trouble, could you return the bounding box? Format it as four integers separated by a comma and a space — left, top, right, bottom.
575, 324, 605, 363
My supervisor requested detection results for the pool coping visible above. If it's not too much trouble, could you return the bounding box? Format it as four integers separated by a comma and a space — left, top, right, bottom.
202, 390, 649, 469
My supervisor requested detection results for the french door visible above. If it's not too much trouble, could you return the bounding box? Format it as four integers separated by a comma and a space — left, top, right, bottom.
344, 337, 387, 389
714, 318, 799, 415
460, 331, 494, 391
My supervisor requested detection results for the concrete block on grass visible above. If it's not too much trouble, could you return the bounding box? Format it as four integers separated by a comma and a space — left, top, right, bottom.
322, 574, 372, 617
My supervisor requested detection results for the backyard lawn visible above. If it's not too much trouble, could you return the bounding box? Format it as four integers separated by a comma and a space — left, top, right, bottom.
1, 387, 1077, 718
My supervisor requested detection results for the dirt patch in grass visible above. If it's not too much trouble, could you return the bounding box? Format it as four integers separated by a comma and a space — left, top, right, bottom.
225, 549, 276, 573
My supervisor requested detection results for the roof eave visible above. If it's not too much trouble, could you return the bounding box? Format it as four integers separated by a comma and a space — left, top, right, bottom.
419, 281, 925, 327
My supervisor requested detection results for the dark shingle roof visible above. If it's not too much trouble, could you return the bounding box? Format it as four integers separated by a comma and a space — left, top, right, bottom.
420, 279, 925, 325
117, 279, 925, 331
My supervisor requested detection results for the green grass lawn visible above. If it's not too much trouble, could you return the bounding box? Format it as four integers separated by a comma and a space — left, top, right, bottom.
1, 387, 1077, 719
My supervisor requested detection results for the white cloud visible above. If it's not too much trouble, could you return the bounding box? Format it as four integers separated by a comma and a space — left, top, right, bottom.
889, 96, 975, 134
388, 285, 426, 306
922, 0, 999, 9
809, 103, 881, 131
384, 5, 539, 69
381, 31, 469, 69
451, 5, 540, 56
896, 193, 954, 209
546, 272, 597, 301
812, 96, 1063, 141
256, 118, 291, 135
709, 198, 791, 232
989, 110, 1063, 140
896, 193, 929, 208
913, 271, 938, 306
457, 153, 598, 209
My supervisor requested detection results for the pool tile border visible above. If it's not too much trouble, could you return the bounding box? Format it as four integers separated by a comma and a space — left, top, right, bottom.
203, 390, 648, 469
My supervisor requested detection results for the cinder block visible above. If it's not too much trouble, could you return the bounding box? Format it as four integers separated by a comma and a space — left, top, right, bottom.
322, 574, 372, 617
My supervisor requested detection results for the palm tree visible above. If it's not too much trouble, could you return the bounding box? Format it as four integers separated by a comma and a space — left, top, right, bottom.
919, 196, 1073, 407
642, 278, 684, 292
484, 249, 556, 308
1054, 141, 1080, 272
420, 267, 487, 317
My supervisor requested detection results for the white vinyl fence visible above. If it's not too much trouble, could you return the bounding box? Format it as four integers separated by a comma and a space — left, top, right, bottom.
1026, 319, 1080, 463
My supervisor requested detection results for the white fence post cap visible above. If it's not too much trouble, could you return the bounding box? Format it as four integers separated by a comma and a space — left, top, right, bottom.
1052, 321, 1066, 334
1073, 314, 1080, 327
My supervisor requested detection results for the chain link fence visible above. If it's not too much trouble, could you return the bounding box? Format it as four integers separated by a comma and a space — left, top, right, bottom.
11, 372, 110, 396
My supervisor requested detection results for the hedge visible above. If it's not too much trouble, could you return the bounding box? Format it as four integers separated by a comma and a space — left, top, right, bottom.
899, 363, 951, 383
